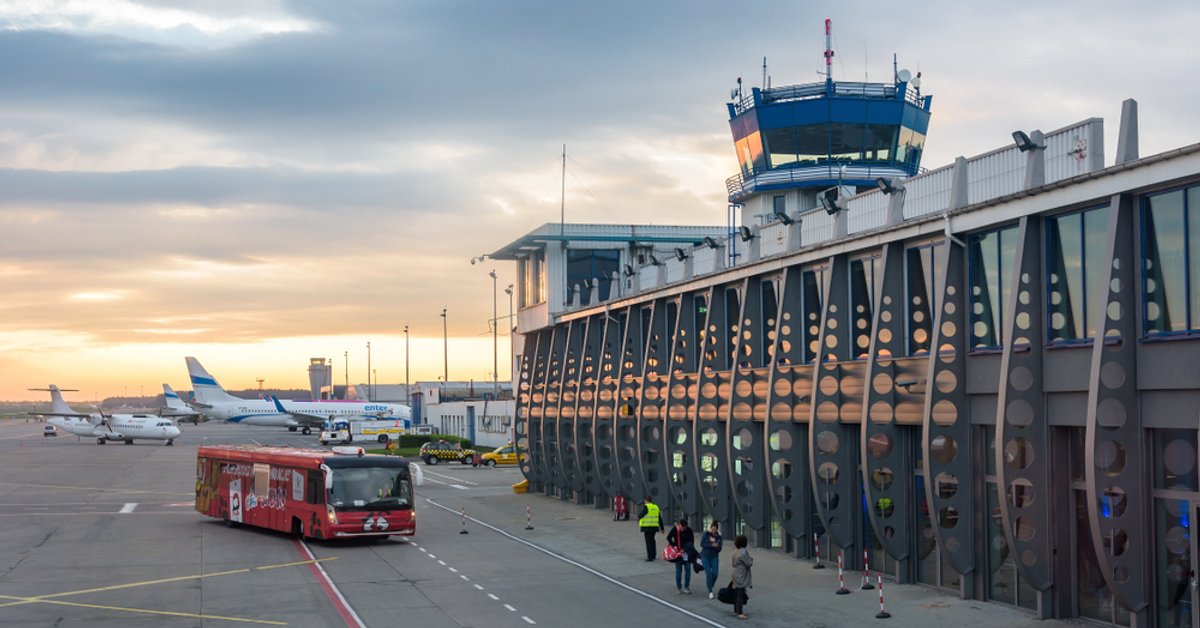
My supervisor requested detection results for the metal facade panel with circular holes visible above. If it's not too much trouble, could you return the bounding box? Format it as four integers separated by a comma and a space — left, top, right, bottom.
860, 243, 913, 561
764, 266, 816, 542
665, 290, 707, 517
1085, 195, 1148, 612
558, 318, 586, 495
573, 315, 603, 498
592, 311, 624, 501
515, 332, 539, 484
527, 329, 551, 489
639, 298, 675, 507
615, 305, 648, 502
808, 255, 860, 550
920, 242, 975, 578
994, 216, 1053, 592
694, 284, 737, 526
727, 276, 775, 534
542, 326, 567, 492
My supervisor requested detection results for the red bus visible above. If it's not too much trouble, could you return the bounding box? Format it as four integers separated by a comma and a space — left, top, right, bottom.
196, 445, 415, 540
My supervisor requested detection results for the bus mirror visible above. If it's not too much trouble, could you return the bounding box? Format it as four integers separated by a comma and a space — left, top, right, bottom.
320, 464, 332, 490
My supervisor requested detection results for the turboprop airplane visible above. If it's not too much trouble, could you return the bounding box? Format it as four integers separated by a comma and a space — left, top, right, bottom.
185, 357, 411, 434
28, 385, 181, 446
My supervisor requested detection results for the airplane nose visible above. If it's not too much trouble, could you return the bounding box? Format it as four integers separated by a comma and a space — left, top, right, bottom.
169, 428, 181, 438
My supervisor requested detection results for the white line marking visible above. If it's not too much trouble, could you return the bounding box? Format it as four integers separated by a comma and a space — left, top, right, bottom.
423, 470, 478, 485
504, 603, 516, 611
426, 497, 727, 628
460, 575, 470, 581
118, 503, 137, 514
297, 539, 367, 628
474, 584, 484, 591
522, 616, 536, 624
428, 554, 436, 559
487, 593, 499, 601
449, 484, 469, 490
448, 567, 458, 573
437, 560, 446, 566
421, 477, 451, 486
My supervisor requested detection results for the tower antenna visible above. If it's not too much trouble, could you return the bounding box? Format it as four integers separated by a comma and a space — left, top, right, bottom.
823, 18, 835, 83
762, 56, 768, 90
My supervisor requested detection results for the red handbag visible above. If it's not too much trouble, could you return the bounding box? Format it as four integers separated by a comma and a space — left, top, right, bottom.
662, 545, 683, 561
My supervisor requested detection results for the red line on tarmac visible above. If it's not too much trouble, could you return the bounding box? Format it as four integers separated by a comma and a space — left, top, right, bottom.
293, 539, 365, 628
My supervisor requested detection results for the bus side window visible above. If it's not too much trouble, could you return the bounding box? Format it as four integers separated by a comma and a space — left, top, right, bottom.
306, 471, 323, 505
253, 463, 269, 497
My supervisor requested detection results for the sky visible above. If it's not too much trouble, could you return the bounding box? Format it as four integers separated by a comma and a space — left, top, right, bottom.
0, 1, 1198, 402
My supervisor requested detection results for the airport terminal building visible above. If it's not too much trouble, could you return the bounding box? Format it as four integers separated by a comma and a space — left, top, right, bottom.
494, 68, 1200, 625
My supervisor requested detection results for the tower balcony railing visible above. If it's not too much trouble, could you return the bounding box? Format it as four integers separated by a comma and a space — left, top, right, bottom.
731, 80, 923, 116
726, 162, 911, 202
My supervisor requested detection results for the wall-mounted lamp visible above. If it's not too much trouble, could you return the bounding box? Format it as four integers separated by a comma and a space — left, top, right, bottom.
1012, 130, 1045, 153
649, 254, 662, 266
875, 177, 903, 195
818, 188, 843, 215
773, 211, 794, 225
470, 254, 488, 265
895, 375, 924, 393
623, 263, 636, 276
703, 236, 720, 249
674, 248, 688, 262
738, 225, 754, 242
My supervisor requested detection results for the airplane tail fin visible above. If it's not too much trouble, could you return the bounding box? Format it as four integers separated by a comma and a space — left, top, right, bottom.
185, 357, 242, 404
28, 385, 82, 416
162, 384, 193, 411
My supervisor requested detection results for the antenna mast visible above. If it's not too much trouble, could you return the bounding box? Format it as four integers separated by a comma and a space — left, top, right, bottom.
560, 144, 566, 236
762, 57, 768, 90
823, 18, 835, 83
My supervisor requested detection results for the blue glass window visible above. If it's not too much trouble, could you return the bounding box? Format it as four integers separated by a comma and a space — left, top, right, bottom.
969, 226, 1018, 348
1046, 205, 1110, 342
567, 249, 620, 306
1143, 186, 1200, 335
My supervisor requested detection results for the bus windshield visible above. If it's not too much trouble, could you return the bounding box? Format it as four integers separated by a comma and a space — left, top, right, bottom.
327, 467, 412, 510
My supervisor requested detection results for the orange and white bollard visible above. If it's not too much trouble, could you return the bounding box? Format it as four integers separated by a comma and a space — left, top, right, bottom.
875, 572, 891, 619
835, 550, 850, 595
524, 503, 534, 530
813, 533, 825, 569
860, 547, 875, 590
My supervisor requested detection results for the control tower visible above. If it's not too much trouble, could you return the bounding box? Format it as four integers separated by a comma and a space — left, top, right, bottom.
726, 19, 932, 223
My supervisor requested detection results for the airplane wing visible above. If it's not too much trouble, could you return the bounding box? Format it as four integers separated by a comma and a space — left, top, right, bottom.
28, 411, 94, 418
268, 396, 327, 428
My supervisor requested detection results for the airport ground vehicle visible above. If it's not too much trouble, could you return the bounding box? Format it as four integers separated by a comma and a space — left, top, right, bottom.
42, 425, 57, 437
481, 442, 518, 466
318, 418, 409, 445
195, 445, 415, 540
419, 440, 477, 465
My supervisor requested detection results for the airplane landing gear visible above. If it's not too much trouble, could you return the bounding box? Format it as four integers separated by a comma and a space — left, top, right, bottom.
166, 440, 174, 446
288, 426, 298, 432
124, 439, 134, 445
301, 427, 312, 435
96, 437, 106, 445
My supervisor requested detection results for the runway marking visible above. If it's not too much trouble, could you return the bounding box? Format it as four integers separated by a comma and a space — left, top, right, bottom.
448, 566, 458, 573
0, 481, 191, 496
0, 512, 195, 518
295, 539, 366, 628
426, 497, 726, 628
423, 470, 478, 485
474, 584, 485, 591
487, 593, 500, 601
522, 616, 536, 624
449, 484, 469, 490
460, 575, 470, 581
437, 560, 446, 566
504, 603, 516, 611
428, 553, 437, 559
119, 502, 138, 514
0, 596, 286, 625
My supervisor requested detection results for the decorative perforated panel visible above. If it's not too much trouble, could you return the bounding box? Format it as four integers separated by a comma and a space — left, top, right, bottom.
727, 277, 775, 533
694, 285, 737, 525
665, 291, 707, 517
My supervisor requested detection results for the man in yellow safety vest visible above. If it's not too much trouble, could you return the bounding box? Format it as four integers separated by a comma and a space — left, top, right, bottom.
637, 496, 664, 561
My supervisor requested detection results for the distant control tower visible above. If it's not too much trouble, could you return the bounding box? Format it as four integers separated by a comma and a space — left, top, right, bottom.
725, 18, 932, 219
308, 358, 332, 400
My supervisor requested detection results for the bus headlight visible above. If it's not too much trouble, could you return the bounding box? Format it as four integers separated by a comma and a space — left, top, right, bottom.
326, 506, 338, 525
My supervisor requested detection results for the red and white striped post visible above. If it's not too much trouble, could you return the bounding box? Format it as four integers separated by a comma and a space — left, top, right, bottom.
860, 547, 875, 590
524, 503, 534, 530
459, 508, 469, 534
812, 533, 825, 569
835, 550, 850, 595
875, 572, 891, 619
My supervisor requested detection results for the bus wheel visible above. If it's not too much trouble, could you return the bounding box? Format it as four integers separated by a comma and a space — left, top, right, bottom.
302, 427, 312, 435
291, 517, 304, 538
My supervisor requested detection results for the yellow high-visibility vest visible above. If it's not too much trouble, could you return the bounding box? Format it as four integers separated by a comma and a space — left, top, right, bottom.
639, 502, 660, 528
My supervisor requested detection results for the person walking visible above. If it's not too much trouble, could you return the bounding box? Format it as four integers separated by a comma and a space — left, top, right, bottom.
699, 520, 723, 599
731, 535, 753, 620
666, 517, 696, 594
637, 496, 663, 561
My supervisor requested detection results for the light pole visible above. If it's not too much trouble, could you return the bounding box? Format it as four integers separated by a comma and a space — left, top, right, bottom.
343, 350, 348, 389
373, 369, 377, 398
505, 284, 514, 383
489, 269, 498, 399
403, 324, 410, 404
440, 308, 448, 385
327, 357, 333, 400
366, 341, 372, 402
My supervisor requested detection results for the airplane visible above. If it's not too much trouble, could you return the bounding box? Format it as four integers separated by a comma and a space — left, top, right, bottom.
185, 357, 412, 434
160, 384, 205, 424
28, 385, 182, 446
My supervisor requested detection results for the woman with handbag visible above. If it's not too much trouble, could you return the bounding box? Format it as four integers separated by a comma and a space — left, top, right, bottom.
699, 520, 723, 599
731, 534, 753, 620
665, 517, 695, 593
